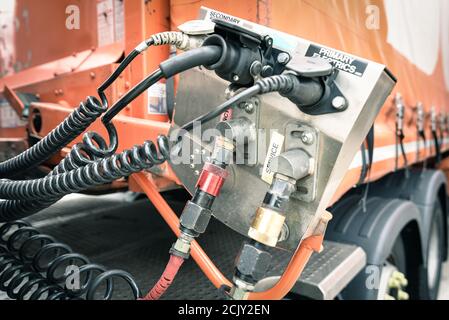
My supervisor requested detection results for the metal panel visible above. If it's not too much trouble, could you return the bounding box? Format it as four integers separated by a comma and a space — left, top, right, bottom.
170, 9, 395, 250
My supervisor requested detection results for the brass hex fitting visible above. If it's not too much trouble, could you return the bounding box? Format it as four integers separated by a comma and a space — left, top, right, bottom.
248, 207, 286, 247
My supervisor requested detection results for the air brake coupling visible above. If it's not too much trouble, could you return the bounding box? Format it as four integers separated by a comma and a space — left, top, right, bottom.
171, 135, 233, 259
230, 149, 312, 299
248, 149, 312, 247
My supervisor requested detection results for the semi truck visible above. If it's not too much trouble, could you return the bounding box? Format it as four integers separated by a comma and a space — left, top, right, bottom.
0, 0, 448, 300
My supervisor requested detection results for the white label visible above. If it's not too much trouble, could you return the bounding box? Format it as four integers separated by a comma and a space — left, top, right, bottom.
113, 0, 124, 43
97, 0, 124, 47
97, 0, 114, 47
147, 83, 167, 114
261, 131, 284, 184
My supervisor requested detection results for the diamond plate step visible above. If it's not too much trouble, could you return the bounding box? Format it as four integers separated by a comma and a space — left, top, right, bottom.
292, 241, 366, 300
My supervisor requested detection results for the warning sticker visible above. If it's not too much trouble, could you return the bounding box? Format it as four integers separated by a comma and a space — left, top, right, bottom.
305, 44, 367, 77
147, 83, 167, 115
261, 131, 284, 184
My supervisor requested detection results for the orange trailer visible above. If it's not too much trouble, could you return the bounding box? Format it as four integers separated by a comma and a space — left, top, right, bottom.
0, 0, 448, 300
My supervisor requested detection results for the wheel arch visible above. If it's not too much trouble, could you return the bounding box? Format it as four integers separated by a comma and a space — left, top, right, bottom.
368, 169, 448, 263
326, 195, 423, 299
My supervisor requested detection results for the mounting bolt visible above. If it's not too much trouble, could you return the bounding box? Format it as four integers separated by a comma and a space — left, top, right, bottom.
276, 52, 290, 65
300, 131, 314, 145
261, 65, 273, 77
332, 96, 347, 110
244, 102, 255, 114
250, 61, 262, 76
232, 74, 240, 82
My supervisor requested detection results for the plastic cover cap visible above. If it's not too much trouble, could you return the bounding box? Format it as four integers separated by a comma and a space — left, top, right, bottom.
178, 20, 215, 35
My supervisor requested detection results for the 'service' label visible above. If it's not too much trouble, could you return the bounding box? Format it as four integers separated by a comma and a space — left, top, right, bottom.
261, 131, 284, 184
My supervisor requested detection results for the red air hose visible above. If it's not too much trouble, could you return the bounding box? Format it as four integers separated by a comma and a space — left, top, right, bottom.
141, 254, 185, 300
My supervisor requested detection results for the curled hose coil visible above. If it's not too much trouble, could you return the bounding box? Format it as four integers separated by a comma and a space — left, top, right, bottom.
255, 74, 295, 94
0, 136, 169, 202
0, 142, 111, 221
0, 220, 141, 300
0, 96, 107, 177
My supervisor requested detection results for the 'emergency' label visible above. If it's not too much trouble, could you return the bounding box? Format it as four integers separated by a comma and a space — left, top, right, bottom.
305, 44, 367, 77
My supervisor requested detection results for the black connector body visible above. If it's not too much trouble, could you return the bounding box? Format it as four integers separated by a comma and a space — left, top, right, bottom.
280, 75, 324, 108
201, 19, 287, 86
203, 34, 262, 86
159, 45, 223, 78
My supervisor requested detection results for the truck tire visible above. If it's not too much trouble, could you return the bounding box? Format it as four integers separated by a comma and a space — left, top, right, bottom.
375, 234, 408, 300
326, 195, 423, 299
420, 200, 444, 299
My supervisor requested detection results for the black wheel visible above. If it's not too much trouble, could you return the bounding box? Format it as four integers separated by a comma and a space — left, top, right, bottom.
420, 200, 444, 299
376, 235, 410, 300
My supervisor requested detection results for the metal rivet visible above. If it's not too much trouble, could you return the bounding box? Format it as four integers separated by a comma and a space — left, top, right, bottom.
232, 74, 240, 82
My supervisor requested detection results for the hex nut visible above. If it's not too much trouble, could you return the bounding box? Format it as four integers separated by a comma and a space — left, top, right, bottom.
235, 243, 272, 282
180, 201, 211, 234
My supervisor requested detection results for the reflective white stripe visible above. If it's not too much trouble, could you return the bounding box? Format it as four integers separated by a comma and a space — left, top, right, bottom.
349, 137, 449, 169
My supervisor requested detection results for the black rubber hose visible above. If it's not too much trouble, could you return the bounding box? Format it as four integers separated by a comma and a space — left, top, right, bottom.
102, 45, 223, 124
0, 221, 142, 300
0, 97, 106, 178
181, 74, 295, 132
0, 136, 169, 205
101, 69, 164, 123
98, 48, 142, 105
159, 45, 222, 79
0, 75, 297, 204
0, 49, 145, 178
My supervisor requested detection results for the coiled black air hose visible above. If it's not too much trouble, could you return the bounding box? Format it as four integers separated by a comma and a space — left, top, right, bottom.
0, 143, 110, 221
0, 220, 141, 300
0, 44, 226, 220
0, 97, 106, 177
0, 74, 298, 207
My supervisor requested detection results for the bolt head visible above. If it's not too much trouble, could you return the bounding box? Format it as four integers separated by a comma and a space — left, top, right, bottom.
277, 52, 290, 65
300, 131, 314, 145
244, 102, 255, 114
261, 65, 273, 77
332, 96, 347, 110
232, 74, 240, 82
250, 61, 263, 76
